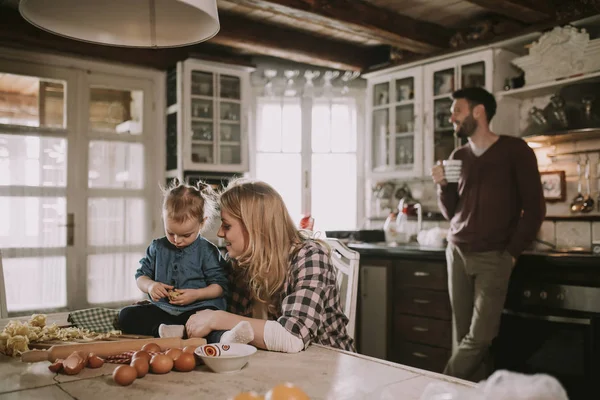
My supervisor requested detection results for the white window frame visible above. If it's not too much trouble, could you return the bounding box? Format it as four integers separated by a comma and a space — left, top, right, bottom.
251, 89, 366, 229
0, 47, 165, 315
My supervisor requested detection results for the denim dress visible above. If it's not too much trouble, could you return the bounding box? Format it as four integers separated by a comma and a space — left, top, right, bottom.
135, 235, 229, 315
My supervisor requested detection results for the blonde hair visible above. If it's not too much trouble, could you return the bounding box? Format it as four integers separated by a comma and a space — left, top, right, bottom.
219, 179, 304, 306
162, 179, 217, 231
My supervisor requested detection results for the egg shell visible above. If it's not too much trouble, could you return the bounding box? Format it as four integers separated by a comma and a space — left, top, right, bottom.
87, 355, 104, 369
165, 348, 183, 360
112, 365, 137, 386
131, 358, 149, 378
150, 354, 173, 374
173, 352, 196, 372
141, 343, 162, 353
131, 350, 152, 363
265, 383, 310, 400
182, 345, 197, 354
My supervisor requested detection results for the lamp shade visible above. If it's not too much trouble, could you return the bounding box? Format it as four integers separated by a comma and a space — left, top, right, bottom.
19, 0, 220, 48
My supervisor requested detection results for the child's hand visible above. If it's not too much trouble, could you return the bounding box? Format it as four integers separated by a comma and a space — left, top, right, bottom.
148, 282, 174, 301
168, 289, 199, 306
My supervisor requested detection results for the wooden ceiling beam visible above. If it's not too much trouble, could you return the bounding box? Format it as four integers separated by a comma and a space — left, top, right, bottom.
212, 12, 391, 71
223, 0, 452, 53
465, 0, 554, 23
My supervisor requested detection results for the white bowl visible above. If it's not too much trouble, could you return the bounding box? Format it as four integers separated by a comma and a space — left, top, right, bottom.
195, 343, 257, 373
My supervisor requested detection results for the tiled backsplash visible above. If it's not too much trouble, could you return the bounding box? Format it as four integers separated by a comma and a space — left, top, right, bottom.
536, 220, 600, 250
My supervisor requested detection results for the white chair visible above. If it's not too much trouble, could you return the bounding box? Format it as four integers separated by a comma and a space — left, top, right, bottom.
324, 238, 360, 340
0, 250, 7, 319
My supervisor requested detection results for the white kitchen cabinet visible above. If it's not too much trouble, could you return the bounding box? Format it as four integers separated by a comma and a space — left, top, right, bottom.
364, 49, 518, 181
166, 59, 254, 175
366, 66, 423, 179
423, 49, 518, 170
358, 262, 389, 359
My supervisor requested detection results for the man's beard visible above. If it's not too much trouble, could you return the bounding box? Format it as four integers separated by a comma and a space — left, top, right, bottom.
455, 113, 477, 138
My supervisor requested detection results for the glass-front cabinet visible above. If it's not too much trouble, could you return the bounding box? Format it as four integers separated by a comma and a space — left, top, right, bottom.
368, 66, 423, 178
423, 52, 493, 170
166, 59, 253, 175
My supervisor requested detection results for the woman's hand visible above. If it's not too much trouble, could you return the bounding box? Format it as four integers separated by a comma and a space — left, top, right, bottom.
147, 282, 173, 301
186, 309, 218, 338
169, 289, 199, 306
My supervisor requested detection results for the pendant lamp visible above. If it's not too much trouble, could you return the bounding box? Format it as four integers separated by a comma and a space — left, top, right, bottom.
19, 0, 220, 48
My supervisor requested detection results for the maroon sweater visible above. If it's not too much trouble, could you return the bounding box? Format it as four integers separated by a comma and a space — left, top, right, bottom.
437, 135, 546, 258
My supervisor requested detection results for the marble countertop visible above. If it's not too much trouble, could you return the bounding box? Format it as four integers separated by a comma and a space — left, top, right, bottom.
0, 344, 476, 400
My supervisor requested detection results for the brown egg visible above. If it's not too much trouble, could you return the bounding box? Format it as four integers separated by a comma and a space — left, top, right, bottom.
141, 343, 162, 353
150, 354, 173, 374
87, 355, 104, 369
182, 345, 197, 354
173, 352, 196, 372
112, 365, 137, 386
165, 348, 183, 360
132, 350, 151, 363
130, 357, 149, 378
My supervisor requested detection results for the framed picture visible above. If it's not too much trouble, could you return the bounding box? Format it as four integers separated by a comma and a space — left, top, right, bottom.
540, 170, 566, 202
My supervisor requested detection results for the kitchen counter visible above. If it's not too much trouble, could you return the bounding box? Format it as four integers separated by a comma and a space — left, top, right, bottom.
348, 242, 600, 267
0, 338, 476, 400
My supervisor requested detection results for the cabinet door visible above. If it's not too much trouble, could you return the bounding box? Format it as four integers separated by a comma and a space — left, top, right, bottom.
218, 74, 242, 166
189, 70, 216, 165
358, 263, 388, 359
423, 53, 492, 172
368, 67, 422, 178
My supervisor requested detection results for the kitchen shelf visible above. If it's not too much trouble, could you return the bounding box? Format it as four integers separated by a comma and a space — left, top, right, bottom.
523, 128, 600, 146
497, 70, 600, 100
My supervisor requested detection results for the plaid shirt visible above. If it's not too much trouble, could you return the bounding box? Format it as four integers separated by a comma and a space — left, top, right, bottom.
227, 240, 355, 352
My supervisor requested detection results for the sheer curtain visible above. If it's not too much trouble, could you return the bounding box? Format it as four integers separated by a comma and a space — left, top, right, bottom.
254, 95, 359, 231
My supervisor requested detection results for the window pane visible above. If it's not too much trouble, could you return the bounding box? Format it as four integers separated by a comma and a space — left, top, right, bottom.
88, 141, 144, 189
257, 101, 282, 152
87, 252, 144, 304
0, 134, 67, 187
257, 98, 301, 153
331, 102, 356, 153
255, 153, 301, 220
0, 196, 66, 248
0, 73, 66, 129
89, 87, 143, 135
281, 99, 301, 152
88, 198, 146, 246
312, 154, 357, 231
311, 102, 331, 153
4, 256, 66, 312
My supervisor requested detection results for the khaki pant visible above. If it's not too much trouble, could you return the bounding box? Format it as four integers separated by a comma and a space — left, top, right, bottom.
443, 243, 513, 381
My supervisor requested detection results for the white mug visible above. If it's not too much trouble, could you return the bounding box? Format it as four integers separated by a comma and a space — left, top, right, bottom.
442, 159, 462, 183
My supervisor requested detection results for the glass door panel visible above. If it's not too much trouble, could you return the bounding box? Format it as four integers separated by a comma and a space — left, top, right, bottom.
372, 108, 389, 170
433, 97, 455, 162
89, 87, 143, 135
395, 105, 415, 134
461, 62, 485, 88
220, 101, 241, 165
395, 77, 414, 102
395, 135, 414, 166
220, 75, 240, 100
373, 83, 389, 106
191, 71, 213, 96
433, 68, 455, 96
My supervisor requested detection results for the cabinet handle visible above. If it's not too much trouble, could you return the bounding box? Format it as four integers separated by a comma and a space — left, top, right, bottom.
412, 326, 429, 332
413, 298, 430, 304
412, 352, 428, 358
413, 271, 430, 277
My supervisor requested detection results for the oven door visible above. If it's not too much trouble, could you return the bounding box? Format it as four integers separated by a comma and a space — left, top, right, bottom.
494, 310, 599, 400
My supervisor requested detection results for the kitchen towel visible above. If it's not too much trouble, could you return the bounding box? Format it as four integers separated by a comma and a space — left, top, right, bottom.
67, 308, 121, 333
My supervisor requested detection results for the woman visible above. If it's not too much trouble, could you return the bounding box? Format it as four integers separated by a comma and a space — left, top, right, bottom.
185, 179, 355, 353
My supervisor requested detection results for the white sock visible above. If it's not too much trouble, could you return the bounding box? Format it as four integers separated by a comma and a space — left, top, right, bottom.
220, 321, 254, 344
159, 324, 185, 338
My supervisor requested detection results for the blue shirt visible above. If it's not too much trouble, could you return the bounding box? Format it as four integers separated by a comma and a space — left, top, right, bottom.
135, 235, 229, 316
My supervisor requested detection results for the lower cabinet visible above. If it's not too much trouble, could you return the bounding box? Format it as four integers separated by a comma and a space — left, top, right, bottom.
357, 256, 452, 374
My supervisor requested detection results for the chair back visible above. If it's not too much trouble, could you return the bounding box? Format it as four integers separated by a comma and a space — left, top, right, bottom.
0, 250, 7, 318
324, 238, 360, 339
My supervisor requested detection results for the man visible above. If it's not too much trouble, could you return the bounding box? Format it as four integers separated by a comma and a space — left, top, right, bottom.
431, 87, 545, 381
